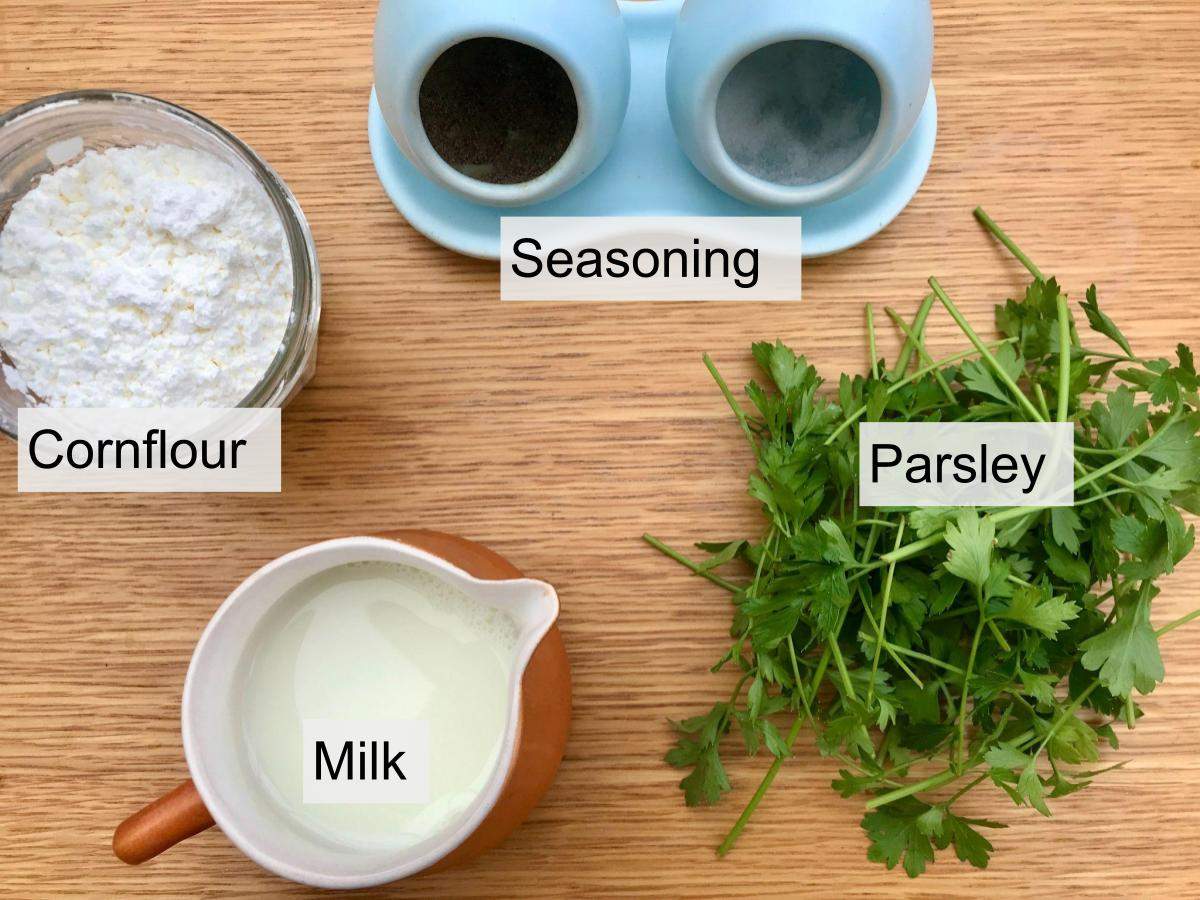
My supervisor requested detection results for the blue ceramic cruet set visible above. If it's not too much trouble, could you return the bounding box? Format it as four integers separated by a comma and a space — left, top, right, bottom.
369, 0, 937, 260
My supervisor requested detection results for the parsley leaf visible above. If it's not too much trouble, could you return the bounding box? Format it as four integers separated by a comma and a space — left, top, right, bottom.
998, 583, 1081, 637
1079, 598, 1165, 697
862, 800, 937, 878
1050, 507, 1084, 554
1092, 385, 1148, 448
1080, 284, 1133, 358
1044, 540, 1092, 586
676, 743, 731, 806
940, 812, 1005, 869
944, 510, 995, 588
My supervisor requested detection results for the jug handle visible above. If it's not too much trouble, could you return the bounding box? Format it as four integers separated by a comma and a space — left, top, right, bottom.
113, 779, 215, 864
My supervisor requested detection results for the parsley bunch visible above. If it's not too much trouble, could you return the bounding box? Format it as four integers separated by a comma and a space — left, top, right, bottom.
647, 209, 1200, 876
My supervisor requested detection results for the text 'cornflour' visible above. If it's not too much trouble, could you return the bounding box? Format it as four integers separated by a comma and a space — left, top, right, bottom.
17, 408, 281, 493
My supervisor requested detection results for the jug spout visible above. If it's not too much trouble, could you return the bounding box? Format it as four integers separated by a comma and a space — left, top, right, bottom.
479, 577, 561, 673
383, 529, 571, 876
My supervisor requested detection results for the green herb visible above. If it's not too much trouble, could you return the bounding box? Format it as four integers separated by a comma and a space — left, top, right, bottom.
647, 209, 1200, 876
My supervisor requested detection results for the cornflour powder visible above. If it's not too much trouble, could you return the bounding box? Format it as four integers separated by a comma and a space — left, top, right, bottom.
0, 144, 292, 407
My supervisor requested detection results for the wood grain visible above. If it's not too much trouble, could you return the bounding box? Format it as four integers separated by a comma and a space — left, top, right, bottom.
1, 1, 1199, 896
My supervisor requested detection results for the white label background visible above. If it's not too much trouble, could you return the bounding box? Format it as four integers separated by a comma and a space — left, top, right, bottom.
500, 216, 803, 301
303, 719, 431, 805
859, 422, 1075, 507
17, 408, 280, 493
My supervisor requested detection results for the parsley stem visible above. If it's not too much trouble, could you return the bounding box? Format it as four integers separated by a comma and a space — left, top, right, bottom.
856, 619, 925, 687
1033, 382, 1052, 422
1032, 679, 1099, 758
1056, 293, 1072, 423
829, 639, 858, 702
751, 528, 777, 595
882, 641, 963, 676
868, 729, 1036, 816
1076, 462, 1121, 516
1074, 409, 1183, 493
880, 503, 1040, 566
972, 206, 1119, 529
787, 636, 812, 718
864, 767, 960, 810
867, 304, 880, 381
1157, 606, 1200, 637
1008, 728, 1038, 752
875, 535, 939, 566
867, 520, 906, 706
955, 586, 988, 769
1053, 287, 1123, 524
716, 713, 805, 856
720, 602, 857, 857
973, 207, 1046, 281
890, 293, 936, 380
642, 534, 740, 593
836, 522, 885, 701
1080, 347, 1149, 366
988, 619, 1013, 654
884, 307, 956, 403
808, 648, 833, 707
727, 673, 752, 710
1105, 471, 1140, 490
945, 771, 989, 806
931, 277, 1045, 423
1073, 486, 1132, 506
703, 353, 757, 452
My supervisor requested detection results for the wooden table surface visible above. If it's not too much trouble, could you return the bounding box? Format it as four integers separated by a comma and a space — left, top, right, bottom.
2, 1, 1199, 896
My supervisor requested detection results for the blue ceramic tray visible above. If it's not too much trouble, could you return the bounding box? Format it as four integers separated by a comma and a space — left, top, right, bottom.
368, 0, 937, 261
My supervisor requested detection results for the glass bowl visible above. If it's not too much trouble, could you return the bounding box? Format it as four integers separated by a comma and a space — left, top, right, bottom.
0, 90, 321, 439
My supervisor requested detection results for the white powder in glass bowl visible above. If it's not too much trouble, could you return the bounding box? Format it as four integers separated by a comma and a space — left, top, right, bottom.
0, 144, 292, 407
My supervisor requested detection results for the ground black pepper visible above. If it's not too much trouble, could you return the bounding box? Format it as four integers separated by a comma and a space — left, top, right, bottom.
419, 38, 579, 186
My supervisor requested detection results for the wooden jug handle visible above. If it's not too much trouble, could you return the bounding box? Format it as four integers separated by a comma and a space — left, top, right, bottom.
113, 780, 215, 865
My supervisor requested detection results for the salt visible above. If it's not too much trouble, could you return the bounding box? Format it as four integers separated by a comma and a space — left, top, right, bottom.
716, 40, 882, 188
